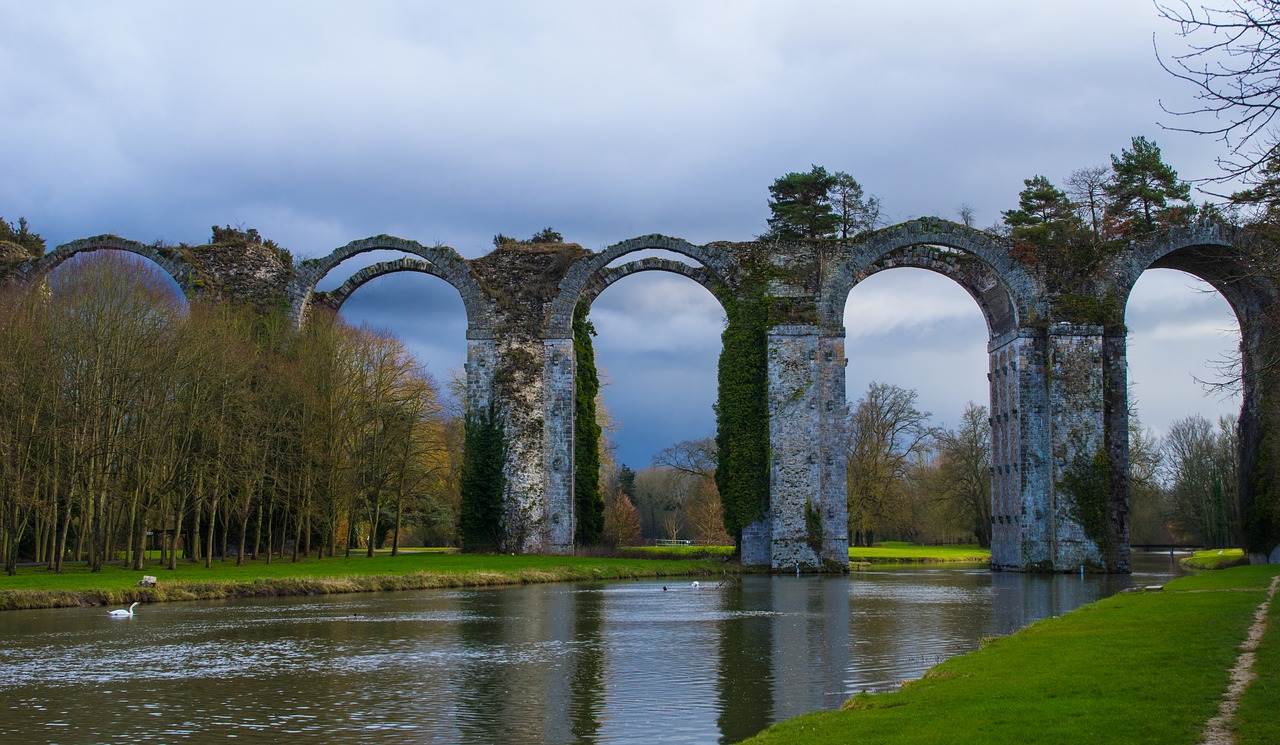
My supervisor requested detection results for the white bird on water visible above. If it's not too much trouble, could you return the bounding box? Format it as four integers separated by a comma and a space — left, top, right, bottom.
692, 581, 700, 589
108, 602, 139, 617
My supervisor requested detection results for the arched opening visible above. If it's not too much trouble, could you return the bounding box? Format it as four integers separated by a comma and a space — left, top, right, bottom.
585, 268, 728, 546
48, 248, 187, 310
1125, 268, 1242, 548
317, 256, 471, 550
842, 267, 992, 547
325, 264, 470, 401
604, 248, 705, 268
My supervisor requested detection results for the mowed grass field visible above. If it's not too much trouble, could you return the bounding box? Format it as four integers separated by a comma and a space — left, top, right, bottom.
0, 552, 728, 610
847, 542, 990, 564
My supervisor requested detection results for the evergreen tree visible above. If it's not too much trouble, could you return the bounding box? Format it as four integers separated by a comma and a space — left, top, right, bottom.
617, 464, 636, 498
1002, 175, 1079, 248
459, 402, 506, 552
1104, 136, 1193, 237
0, 217, 46, 258
572, 302, 604, 545
766, 165, 839, 239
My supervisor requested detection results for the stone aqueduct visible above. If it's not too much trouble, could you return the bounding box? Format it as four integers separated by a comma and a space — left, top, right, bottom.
12, 218, 1280, 572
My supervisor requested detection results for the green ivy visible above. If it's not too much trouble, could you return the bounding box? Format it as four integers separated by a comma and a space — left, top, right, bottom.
1053, 292, 1124, 327
573, 302, 604, 545
460, 401, 506, 552
804, 501, 823, 558
715, 286, 770, 542
1248, 395, 1280, 555
1057, 447, 1114, 560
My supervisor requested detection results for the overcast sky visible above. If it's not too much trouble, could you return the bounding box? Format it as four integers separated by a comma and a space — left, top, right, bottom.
2, 1, 1244, 466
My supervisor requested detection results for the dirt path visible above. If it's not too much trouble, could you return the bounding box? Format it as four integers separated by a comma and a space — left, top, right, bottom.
1199, 574, 1280, 745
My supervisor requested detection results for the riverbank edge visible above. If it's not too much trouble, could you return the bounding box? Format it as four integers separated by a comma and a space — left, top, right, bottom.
0, 560, 731, 611
848, 556, 989, 566
744, 564, 1280, 745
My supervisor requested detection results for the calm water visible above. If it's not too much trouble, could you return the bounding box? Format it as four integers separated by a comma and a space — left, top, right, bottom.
0, 553, 1184, 744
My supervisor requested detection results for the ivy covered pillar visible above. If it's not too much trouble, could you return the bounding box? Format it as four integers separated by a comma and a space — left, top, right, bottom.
470, 333, 575, 556
764, 325, 849, 572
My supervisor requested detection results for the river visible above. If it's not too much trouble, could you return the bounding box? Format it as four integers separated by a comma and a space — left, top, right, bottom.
0, 552, 1185, 744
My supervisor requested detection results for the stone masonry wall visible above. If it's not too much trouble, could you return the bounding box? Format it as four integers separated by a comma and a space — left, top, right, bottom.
541, 338, 576, 554
766, 327, 824, 570
763, 326, 849, 571
1045, 324, 1106, 570
989, 334, 1030, 570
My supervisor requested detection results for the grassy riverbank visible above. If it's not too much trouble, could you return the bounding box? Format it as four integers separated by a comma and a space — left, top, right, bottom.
0, 553, 728, 611
1182, 547, 1248, 570
848, 542, 990, 564
746, 564, 1280, 745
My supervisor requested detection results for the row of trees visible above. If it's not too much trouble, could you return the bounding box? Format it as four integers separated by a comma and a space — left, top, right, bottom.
0, 251, 461, 574
844, 381, 1244, 549
845, 384, 993, 547
997, 135, 1200, 277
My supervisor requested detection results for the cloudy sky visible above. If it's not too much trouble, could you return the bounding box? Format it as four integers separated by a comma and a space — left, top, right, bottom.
2, 1, 1244, 466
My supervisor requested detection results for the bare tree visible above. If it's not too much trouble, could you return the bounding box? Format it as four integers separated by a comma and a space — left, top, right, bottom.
846, 382, 935, 546
932, 402, 993, 547
652, 437, 717, 481
1157, 1, 1280, 179
1065, 165, 1112, 241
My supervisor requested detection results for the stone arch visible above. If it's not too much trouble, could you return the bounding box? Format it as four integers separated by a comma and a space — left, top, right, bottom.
1108, 223, 1272, 326
310, 257, 468, 315
16, 235, 195, 294
547, 235, 735, 337
1107, 222, 1279, 561
292, 235, 491, 334
823, 218, 1036, 340
576, 257, 726, 308
826, 219, 1040, 571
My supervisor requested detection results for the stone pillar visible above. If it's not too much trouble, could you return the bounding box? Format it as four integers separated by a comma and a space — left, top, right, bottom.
472, 334, 574, 555
988, 331, 1035, 571
764, 325, 848, 571
541, 337, 576, 554
1042, 323, 1109, 570
818, 331, 850, 568
464, 336, 498, 414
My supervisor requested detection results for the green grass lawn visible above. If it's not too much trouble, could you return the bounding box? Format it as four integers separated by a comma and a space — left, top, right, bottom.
1182, 547, 1248, 570
1235, 574, 1280, 745
0, 552, 728, 610
627, 545, 735, 558
745, 564, 1280, 745
848, 542, 990, 564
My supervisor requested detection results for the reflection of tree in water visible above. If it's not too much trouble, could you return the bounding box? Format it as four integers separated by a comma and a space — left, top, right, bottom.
569, 589, 606, 742
456, 587, 606, 744
456, 590, 511, 745
715, 579, 775, 744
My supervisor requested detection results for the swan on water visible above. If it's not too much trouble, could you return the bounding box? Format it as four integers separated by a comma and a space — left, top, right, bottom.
108, 602, 139, 617
692, 581, 700, 589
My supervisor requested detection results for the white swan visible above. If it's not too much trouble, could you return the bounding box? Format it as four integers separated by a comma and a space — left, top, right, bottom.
108, 602, 139, 617
691, 581, 700, 589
